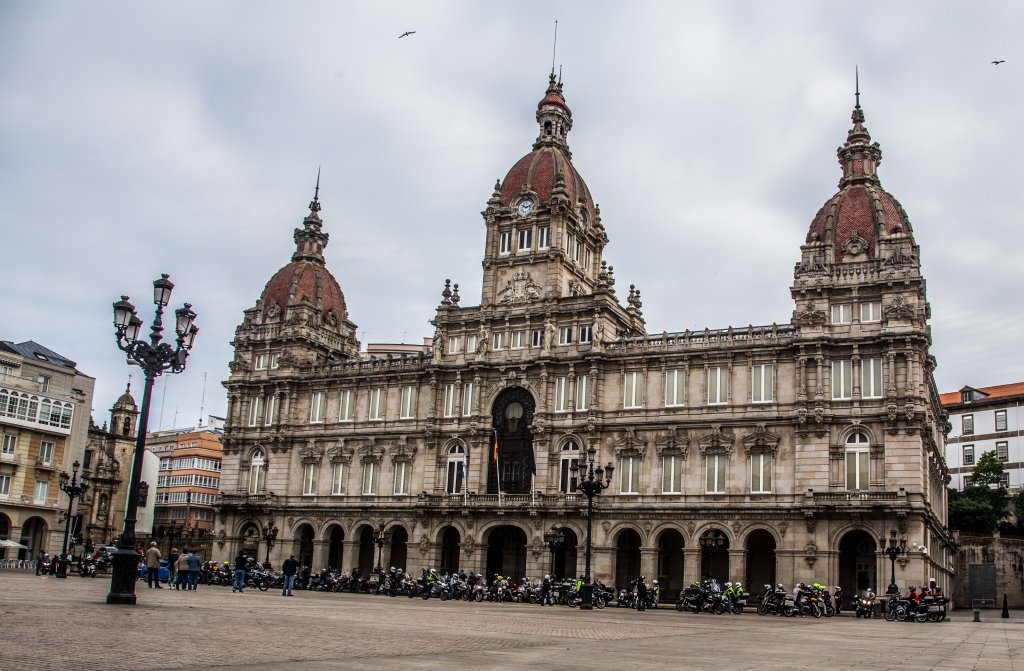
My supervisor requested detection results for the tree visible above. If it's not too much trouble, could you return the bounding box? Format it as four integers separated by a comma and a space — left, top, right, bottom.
948, 451, 1010, 534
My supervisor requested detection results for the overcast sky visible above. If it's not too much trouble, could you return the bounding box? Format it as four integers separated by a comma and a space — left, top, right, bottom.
1, 1, 1021, 431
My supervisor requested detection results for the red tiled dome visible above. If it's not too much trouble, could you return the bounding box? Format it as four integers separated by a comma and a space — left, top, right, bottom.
499, 146, 596, 224
807, 184, 911, 262
259, 259, 347, 327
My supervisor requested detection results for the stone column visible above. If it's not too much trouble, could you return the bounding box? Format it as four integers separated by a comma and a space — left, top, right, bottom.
728, 549, 748, 584
312, 540, 329, 571
683, 547, 702, 585
342, 539, 360, 573
640, 546, 659, 581
592, 546, 614, 585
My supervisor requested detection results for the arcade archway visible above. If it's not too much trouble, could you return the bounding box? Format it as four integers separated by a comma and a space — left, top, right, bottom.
699, 528, 730, 582
293, 524, 315, 568
326, 525, 344, 571
745, 529, 776, 589
657, 529, 685, 598
389, 526, 409, 571
485, 525, 527, 581
439, 527, 461, 574
839, 530, 877, 596
615, 529, 642, 588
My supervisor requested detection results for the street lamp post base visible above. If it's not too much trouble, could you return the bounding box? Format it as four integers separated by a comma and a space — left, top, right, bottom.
580, 583, 594, 611
55, 559, 68, 578
106, 548, 140, 605
886, 583, 900, 596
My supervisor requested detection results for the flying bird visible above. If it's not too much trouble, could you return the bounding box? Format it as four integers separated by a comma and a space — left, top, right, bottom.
399, 31, 416, 38
991, 60, 1005, 65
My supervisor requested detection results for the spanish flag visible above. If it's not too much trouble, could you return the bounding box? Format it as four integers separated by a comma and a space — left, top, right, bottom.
492, 431, 499, 462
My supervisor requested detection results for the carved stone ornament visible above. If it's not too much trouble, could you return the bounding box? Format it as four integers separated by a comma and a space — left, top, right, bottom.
529, 536, 545, 558
418, 535, 430, 556
568, 280, 585, 297
611, 427, 647, 457
642, 520, 654, 534
697, 425, 733, 456
328, 441, 354, 465
778, 521, 788, 538
884, 294, 915, 319
655, 429, 688, 458
602, 521, 612, 534
804, 511, 816, 533
359, 442, 386, 464
886, 403, 899, 422
841, 230, 869, 258
730, 521, 742, 535
794, 303, 827, 325
686, 521, 696, 535
461, 537, 476, 557
498, 270, 544, 305
904, 402, 917, 422
299, 441, 323, 464
797, 404, 808, 426
741, 424, 780, 455
389, 436, 418, 463
813, 404, 825, 425
804, 542, 818, 567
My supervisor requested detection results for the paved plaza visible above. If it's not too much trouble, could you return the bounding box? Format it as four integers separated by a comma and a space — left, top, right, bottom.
0, 571, 1021, 671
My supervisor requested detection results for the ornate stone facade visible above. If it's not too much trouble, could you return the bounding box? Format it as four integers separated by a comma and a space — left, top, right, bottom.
217, 76, 951, 597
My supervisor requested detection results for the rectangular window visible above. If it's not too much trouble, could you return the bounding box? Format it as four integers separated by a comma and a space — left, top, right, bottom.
0, 365, 12, 381
861, 357, 883, 399
845, 451, 870, 490
302, 463, 318, 495
331, 463, 346, 495
860, 301, 882, 323
448, 336, 462, 354
39, 441, 53, 465
554, 377, 569, 413
963, 445, 974, 466
574, 240, 583, 264
707, 366, 729, 405
254, 354, 267, 370
538, 226, 550, 249
443, 384, 457, 417
369, 388, 385, 421
270, 353, 281, 369
662, 455, 683, 493
339, 390, 354, 422
706, 454, 726, 493
963, 476, 972, 488
531, 329, 543, 348
832, 304, 853, 324
559, 455, 579, 494
996, 441, 1009, 462
995, 410, 1007, 432
832, 360, 853, 400
518, 228, 532, 251
461, 382, 474, 416
750, 453, 772, 493
510, 330, 525, 349
309, 392, 325, 423
399, 386, 416, 419
37, 375, 49, 392
499, 231, 512, 255
559, 326, 573, 345
578, 325, 593, 344
575, 375, 590, 411
361, 462, 377, 495
1, 434, 15, 456
566, 233, 574, 258
665, 369, 685, 407
999, 473, 1010, 488
34, 480, 48, 503
248, 396, 262, 427
0, 475, 10, 496
962, 414, 974, 435
394, 461, 410, 495
446, 458, 465, 494
751, 364, 774, 403
623, 372, 643, 409
620, 456, 641, 494
492, 332, 505, 351
264, 395, 276, 426
466, 334, 477, 353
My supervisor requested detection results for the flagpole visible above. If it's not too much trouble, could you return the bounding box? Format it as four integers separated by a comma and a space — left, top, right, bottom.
494, 431, 503, 506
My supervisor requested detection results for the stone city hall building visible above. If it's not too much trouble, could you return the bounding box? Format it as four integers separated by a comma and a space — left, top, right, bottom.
217, 76, 951, 597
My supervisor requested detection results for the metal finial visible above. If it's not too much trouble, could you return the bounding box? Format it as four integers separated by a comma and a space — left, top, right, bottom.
855, 66, 861, 109
551, 20, 558, 77
309, 166, 321, 214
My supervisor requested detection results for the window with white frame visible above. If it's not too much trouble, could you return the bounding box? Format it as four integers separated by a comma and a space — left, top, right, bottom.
707, 366, 728, 405
996, 441, 1009, 462
309, 392, 325, 423
369, 388, 384, 421
339, 390, 354, 422
999, 472, 1010, 488
962, 414, 974, 435
361, 461, 378, 494
34, 480, 47, 503
330, 462, 346, 495
302, 463, 318, 495
399, 386, 416, 420
845, 432, 870, 490
995, 410, 1008, 432
394, 461, 410, 495
861, 357, 883, 399
538, 226, 550, 249
860, 301, 882, 323
750, 453, 772, 493
706, 454, 726, 493
554, 377, 569, 413
662, 454, 683, 493
566, 233, 574, 258
832, 303, 853, 324
446, 445, 465, 494
248, 450, 266, 494
248, 396, 262, 426
751, 364, 774, 403
461, 382, 474, 416
560, 441, 580, 494
518, 228, 532, 251
264, 395, 276, 426
0, 474, 9, 496
466, 334, 478, 353
39, 441, 53, 465
623, 372, 643, 409
620, 455, 641, 494
448, 336, 462, 354
499, 231, 512, 255
832, 360, 853, 400
254, 354, 267, 370
578, 325, 592, 344
0, 365, 11, 382
1, 434, 15, 456
510, 330, 525, 349
665, 369, 685, 407
531, 329, 543, 348
270, 353, 281, 369
963, 445, 974, 466
492, 332, 505, 350
559, 326, 573, 345
575, 375, 590, 411
443, 383, 457, 417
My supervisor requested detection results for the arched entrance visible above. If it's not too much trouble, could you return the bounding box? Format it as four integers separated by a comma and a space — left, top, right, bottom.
439, 527, 461, 574
326, 525, 344, 571
239, 523, 260, 558
0, 513, 10, 559
745, 529, 776, 589
552, 528, 578, 580
389, 526, 408, 571
839, 530, 877, 596
489, 387, 535, 494
21, 516, 47, 559
293, 524, 315, 568
657, 529, 685, 599
485, 525, 527, 581
615, 529, 642, 588
699, 528, 730, 582
357, 526, 375, 575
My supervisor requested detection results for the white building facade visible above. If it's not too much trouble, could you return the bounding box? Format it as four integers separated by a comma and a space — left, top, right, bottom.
941, 383, 1023, 491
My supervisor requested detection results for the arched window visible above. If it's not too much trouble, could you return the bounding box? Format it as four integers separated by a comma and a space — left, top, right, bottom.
845, 431, 870, 491
544, 121, 552, 136
39, 400, 51, 426
446, 445, 465, 494
560, 441, 580, 494
249, 450, 266, 494
59, 404, 72, 429
122, 417, 132, 436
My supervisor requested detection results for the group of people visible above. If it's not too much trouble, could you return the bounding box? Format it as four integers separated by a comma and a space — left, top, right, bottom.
142, 541, 204, 589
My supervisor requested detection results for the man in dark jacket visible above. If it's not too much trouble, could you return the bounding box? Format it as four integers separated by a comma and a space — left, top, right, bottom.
282, 554, 299, 596
232, 551, 247, 593
636, 576, 648, 611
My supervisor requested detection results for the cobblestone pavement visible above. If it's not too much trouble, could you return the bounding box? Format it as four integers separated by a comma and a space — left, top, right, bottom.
1, 571, 1021, 671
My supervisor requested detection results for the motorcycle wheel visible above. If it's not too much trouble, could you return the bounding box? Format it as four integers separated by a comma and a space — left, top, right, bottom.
734, 605, 743, 614
757, 602, 769, 616
475, 591, 484, 602
258, 580, 270, 592
812, 604, 822, 618
595, 596, 606, 609
440, 591, 449, 601
676, 600, 685, 612
927, 611, 942, 623
884, 607, 898, 622
422, 591, 430, 600
711, 602, 725, 615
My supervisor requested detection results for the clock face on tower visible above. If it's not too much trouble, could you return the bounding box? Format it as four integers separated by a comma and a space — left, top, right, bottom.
517, 200, 533, 217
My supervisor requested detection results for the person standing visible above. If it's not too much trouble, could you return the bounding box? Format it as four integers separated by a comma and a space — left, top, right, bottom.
636, 576, 648, 612
186, 549, 202, 590
167, 547, 180, 587
145, 542, 162, 588
541, 575, 552, 606
35, 551, 46, 576
282, 553, 299, 596
232, 551, 247, 593
175, 550, 189, 589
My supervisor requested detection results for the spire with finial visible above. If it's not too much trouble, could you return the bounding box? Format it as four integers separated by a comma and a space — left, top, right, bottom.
293, 168, 329, 263
308, 166, 322, 219
837, 67, 882, 187
534, 71, 573, 151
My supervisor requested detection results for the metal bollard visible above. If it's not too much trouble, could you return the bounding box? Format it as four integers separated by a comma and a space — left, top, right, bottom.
973, 609, 980, 622
1002, 594, 1009, 619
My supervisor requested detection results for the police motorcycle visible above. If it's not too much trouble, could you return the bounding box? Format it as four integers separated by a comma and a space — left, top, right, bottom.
854, 590, 877, 618
245, 564, 273, 591
78, 555, 97, 578
757, 584, 788, 616
724, 582, 749, 614
676, 582, 705, 613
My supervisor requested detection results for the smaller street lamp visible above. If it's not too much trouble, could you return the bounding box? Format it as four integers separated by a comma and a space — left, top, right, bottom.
569, 446, 614, 611
373, 526, 391, 574
699, 529, 727, 581
543, 528, 565, 578
882, 529, 908, 596
262, 523, 279, 567
57, 461, 89, 578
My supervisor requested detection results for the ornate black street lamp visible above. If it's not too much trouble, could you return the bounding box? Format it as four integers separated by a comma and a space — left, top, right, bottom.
160, 521, 185, 555
543, 528, 565, 577
56, 461, 89, 578
262, 522, 279, 566
373, 525, 391, 574
699, 529, 727, 581
882, 528, 907, 596
569, 446, 614, 611
106, 274, 197, 605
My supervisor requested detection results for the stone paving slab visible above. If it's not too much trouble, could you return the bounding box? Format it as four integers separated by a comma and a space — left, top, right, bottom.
0, 571, 1020, 671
